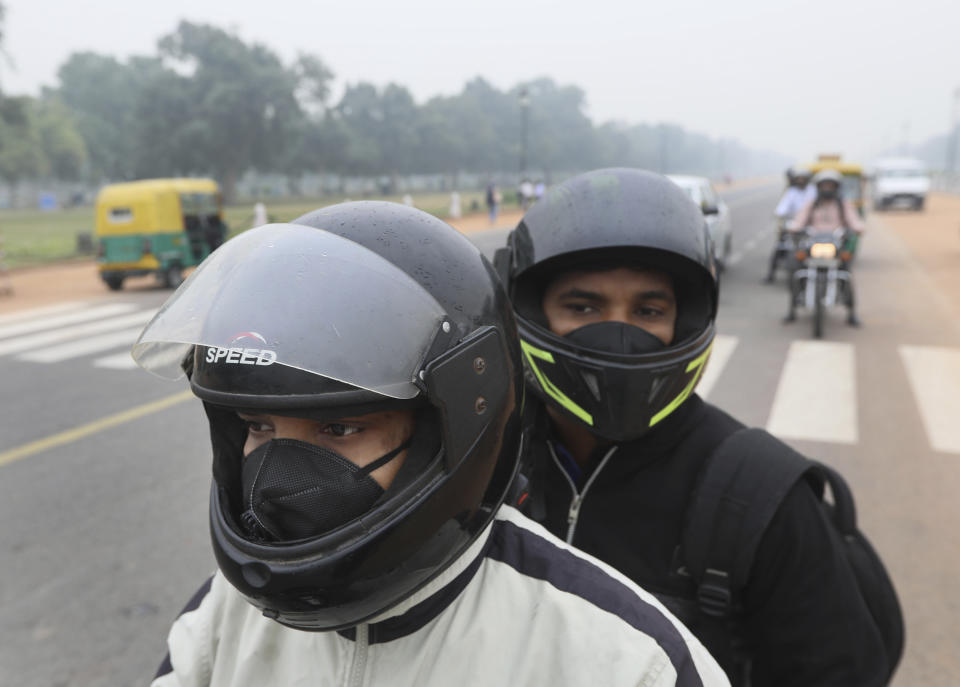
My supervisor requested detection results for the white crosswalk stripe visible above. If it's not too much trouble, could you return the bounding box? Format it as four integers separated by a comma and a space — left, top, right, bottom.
0, 301, 89, 326
0, 302, 156, 369
93, 351, 139, 370
697, 335, 739, 400
766, 341, 858, 444
899, 345, 960, 455
0, 302, 137, 339
0, 310, 156, 357
19, 326, 149, 363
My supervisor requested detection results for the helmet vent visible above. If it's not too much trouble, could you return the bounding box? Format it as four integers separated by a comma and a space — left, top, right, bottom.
580, 370, 602, 402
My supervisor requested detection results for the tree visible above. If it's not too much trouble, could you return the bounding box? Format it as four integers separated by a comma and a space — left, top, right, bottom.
151, 21, 308, 200
56, 53, 143, 180
514, 78, 597, 177
35, 96, 86, 179
0, 97, 44, 189
294, 54, 334, 111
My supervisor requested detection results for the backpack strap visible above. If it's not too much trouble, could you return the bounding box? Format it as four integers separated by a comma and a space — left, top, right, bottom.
682, 428, 817, 617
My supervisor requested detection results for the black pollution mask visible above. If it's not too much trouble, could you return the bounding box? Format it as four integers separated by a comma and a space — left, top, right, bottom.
565, 321, 667, 355
239, 437, 410, 542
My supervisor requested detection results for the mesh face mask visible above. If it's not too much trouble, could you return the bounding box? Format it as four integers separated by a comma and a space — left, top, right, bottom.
565, 321, 668, 355
239, 437, 411, 542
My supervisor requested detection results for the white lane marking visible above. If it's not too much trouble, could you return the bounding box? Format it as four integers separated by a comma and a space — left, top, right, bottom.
899, 345, 960, 454
0, 309, 156, 356
697, 335, 739, 400
726, 224, 774, 268
766, 341, 858, 444
0, 302, 88, 326
723, 186, 779, 209
18, 326, 147, 363
93, 351, 138, 369
0, 303, 137, 340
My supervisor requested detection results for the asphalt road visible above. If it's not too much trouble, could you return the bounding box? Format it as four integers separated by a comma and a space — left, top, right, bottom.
2, 185, 959, 685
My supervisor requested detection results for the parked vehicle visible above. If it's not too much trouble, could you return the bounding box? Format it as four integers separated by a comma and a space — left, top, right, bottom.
786, 227, 856, 338
667, 175, 732, 270
95, 178, 227, 290
870, 157, 930, 211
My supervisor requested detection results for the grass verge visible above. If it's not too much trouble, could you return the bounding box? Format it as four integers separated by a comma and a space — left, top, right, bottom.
0, 191, 486, 269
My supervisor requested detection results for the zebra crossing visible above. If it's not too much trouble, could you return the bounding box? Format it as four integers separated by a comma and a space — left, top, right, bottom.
701, 334, 960, 455
0, 301, 153, 371
3, 303, 960, 454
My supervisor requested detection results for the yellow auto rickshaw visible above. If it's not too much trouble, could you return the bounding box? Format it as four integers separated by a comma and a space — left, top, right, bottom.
94, 178, 228, 290
802, 154, 866, 217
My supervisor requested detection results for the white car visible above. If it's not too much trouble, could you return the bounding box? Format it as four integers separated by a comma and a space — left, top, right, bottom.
667, 175, 733, 271
870, 157, 930, 211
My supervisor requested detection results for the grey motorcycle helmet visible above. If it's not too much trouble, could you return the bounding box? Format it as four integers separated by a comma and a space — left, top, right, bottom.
133, 202, 524, 631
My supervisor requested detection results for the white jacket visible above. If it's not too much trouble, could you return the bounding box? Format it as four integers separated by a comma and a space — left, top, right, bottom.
152, 506, 729, 687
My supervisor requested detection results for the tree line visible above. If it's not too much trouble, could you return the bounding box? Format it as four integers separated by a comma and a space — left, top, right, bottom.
0, 18, 787, 201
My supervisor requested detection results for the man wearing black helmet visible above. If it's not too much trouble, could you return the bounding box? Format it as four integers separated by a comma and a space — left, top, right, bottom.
498, 169, 888, 686
136, 202, 728, 686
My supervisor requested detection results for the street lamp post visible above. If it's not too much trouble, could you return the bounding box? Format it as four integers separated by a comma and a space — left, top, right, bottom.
519, 88, 530, 179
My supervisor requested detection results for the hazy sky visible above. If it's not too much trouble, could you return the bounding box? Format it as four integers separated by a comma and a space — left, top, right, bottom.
3, 0, 958, 163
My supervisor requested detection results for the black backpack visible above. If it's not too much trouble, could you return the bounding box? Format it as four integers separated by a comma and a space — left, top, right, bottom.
682, 428, 904, 682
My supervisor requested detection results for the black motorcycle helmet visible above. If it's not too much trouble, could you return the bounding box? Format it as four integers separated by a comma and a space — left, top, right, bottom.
497, 168, 718, 442
133, 202, 523, 631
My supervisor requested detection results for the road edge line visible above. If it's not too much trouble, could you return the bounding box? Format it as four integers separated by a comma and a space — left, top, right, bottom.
0, 389, 194, 467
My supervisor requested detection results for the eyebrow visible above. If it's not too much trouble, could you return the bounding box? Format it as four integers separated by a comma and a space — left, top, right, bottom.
556, 288, 675, 303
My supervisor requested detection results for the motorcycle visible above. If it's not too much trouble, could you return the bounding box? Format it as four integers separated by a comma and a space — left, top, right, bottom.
785, 227, 858, 338
766, 217, 799, 282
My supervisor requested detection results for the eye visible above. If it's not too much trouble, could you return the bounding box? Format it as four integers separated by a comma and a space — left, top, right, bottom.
242, 419, 273, 434
636, 305, 664, 318
564, 302, 597, 314
323, 423, 362, 438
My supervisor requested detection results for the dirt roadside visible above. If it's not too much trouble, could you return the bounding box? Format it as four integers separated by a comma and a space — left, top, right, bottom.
0, 209, 526, 316
869, 193, 960, 321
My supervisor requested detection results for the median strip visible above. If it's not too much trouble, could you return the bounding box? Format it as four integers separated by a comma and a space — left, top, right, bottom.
0, 390, 194, 467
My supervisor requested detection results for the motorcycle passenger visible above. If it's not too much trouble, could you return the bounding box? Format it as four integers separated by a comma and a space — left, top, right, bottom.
135, 202, 729, 687
499, 168, 888, 686
787, 169, 863, 326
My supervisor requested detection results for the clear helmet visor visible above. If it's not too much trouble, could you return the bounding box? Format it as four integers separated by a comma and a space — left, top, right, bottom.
132, 223, 447, 399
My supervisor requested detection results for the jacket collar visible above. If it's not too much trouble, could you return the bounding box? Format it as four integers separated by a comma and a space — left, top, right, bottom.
336, 519, 493, 644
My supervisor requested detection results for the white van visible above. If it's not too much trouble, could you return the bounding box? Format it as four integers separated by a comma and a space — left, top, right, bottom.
871, 158, 930, 211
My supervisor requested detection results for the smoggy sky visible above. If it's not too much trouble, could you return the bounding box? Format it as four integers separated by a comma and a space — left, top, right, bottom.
3, 0, 958, 163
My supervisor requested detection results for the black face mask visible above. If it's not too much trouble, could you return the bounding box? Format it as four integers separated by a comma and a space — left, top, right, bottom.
565, 321, 667, 355
239, 437, 410, 542
818, 187, 838, 200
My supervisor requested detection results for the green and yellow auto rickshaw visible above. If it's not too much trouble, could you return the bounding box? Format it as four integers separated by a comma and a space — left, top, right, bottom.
95, 178, 228, 290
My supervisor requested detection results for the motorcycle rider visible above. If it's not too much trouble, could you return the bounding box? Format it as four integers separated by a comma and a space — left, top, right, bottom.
792, 168, 865, 234
787, 168, 864, 326
774, 167, 815, 221
497, 168, 888, 686
767, 168, 815, 282
135, 202, 728, 686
